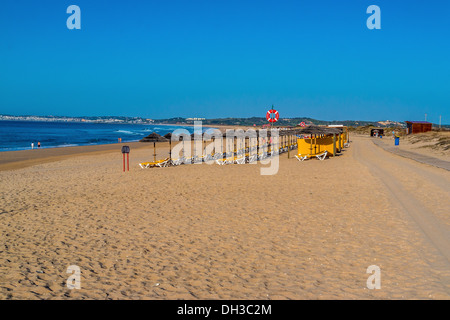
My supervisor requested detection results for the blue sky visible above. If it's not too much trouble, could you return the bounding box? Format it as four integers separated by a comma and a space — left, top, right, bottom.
0, 0, 449, 123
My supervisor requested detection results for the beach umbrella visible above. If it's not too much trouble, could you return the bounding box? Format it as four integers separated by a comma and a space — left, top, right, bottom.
163, 133, 174, 160
171, 133, 189, 141
139, 132, 168, 142
163, 133, 173, 160
139, 132, 168, 162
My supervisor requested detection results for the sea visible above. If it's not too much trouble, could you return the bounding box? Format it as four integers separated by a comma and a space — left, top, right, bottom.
0, 120, 200, 152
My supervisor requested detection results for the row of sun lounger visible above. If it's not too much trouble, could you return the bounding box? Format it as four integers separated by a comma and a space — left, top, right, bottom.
139, 158, 171, 168
139, 144, 298, 168
139, 129, 349, 167
139, 140, 344, 167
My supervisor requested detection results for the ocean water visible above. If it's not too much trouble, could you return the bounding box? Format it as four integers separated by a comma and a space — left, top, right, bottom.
0, 120, 199, 152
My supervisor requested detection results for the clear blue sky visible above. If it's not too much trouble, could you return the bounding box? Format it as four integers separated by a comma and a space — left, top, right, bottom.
0, 0, 449, 123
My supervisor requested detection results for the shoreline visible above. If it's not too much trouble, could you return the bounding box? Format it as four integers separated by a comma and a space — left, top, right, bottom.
0, 123, 246, 171
0, 141, 155, 172
0, 122, 227, 154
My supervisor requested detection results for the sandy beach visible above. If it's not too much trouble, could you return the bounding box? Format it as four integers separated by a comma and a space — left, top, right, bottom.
0, 136, 449, 299
373, 131, 450, 162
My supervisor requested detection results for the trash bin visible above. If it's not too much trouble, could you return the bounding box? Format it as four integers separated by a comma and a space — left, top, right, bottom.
394, 137, 399, 146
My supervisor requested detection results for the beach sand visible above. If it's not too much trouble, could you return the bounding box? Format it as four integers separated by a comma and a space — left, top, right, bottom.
0, 142, 149, 172
353, 131, 450, 162
0, 136, 449, 299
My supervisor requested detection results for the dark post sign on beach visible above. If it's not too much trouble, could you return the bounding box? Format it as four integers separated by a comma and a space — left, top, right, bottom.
121, 146, 130, 172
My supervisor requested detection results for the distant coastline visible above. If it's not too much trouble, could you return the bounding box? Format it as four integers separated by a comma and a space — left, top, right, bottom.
1, 114, 427, 128
0, 121, 199, 152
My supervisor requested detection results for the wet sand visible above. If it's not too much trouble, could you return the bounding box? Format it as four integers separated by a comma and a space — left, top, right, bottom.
0, 136, 449, 299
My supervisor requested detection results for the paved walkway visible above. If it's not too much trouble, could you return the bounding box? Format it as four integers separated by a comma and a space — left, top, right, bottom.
372, 139, 450, 171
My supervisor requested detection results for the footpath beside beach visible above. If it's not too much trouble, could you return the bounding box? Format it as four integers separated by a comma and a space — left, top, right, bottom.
372, 138, 450, 171
0, 136, 449, 299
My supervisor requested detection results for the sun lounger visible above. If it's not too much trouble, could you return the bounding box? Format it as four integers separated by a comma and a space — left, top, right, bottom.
192, 155, 206, 163
234, 156, 246, 164
215, 158, 234, 165
204, 154, 214, 162
295, 154, 309, 161
258, 152, 267, 161
213, 153, 223, 160
295, 151, 328, 161
316, 151, 327, 160
247, 154, 258, 163
139, 158, 170, 168
171, 157, 185, 166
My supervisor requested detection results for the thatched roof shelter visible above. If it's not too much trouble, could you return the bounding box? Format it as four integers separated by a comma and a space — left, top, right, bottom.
295, 125, 328, 135
168, 132, 192, 141
292, 125, 342, 136
322, 127, 342, 135
139, 132, 168, 142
